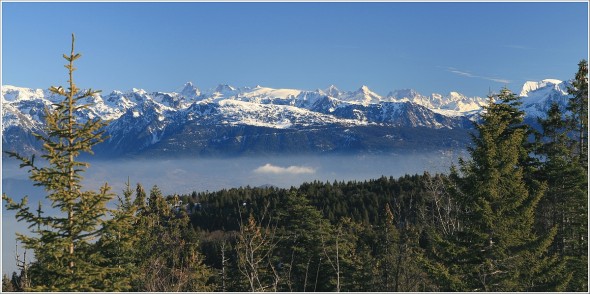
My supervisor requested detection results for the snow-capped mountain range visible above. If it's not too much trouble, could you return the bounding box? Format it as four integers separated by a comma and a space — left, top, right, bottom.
1, 79, 572, 157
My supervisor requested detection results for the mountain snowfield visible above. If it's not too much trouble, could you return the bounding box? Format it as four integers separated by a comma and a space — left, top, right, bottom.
1, 79, 572, 157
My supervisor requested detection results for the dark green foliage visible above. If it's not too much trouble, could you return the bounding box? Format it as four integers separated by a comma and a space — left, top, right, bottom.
535, 60, 588, 291
272, 192, 333, 291
2, 34, 115, 291
95, 181, 143, 291
188, 175, 441, 291
421, 88, 567, 291
3, 37, 586, 292
131, 185, 214, 291
566, 59, 588, 167
2, 274, 15, 292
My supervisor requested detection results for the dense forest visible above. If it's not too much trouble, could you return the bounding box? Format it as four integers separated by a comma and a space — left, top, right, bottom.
2, 36, 587, 292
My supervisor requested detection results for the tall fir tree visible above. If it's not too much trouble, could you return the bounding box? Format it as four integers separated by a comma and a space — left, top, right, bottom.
132, 185, 214, 291
421, 88, 568, 291
374, 204, 402, 291
2, 34, 115, 291
564, 59, 588, 291
95, 180, 143, 291
272, 191, 334, 292
536, 60, 588, 291
566, 59, 588, 168
2, 274, 15, 292
375, 203, 431, 292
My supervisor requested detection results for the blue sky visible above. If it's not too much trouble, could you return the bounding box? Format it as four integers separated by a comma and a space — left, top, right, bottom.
2, 1, 588, 97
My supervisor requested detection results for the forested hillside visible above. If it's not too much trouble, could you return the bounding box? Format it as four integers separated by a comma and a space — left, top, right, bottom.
2, 36, 587, 292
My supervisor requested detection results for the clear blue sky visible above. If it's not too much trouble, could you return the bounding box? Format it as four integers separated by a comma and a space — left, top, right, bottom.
2, 1, 588, 97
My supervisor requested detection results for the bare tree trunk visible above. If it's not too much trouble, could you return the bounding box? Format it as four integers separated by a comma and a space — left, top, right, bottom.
220, 241, 228, 292
321, 226, 342, 292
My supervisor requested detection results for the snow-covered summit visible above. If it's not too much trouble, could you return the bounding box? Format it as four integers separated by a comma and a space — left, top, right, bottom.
180, 82, 201, 98
2, 79, 573, 157
520, 79, 564, 97
2, 78, 571, 138
338, 85, 383, 105
518, 79, 571, 118
324, 85, 341, 98
388, 88, 487, 116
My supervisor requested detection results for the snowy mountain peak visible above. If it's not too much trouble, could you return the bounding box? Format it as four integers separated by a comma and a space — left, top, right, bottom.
214, 84, 237, 93
334, 85, 382, 105
2, 80, 573, 157
180, 82, 201, 98
1, 85, 47, 102
520, 79, 564, 97
325, 85, 341, 97
388, 88, 421, 99
132, 88, 147, 95
448, 91, 464, 100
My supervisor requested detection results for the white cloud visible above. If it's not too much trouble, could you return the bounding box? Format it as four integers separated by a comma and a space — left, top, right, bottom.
449, 69, 476, 78
448, 67, 511, 84
254, 163, 316, 175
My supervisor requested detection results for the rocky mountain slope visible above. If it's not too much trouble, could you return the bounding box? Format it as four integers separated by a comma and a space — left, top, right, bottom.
1, 80, 571, 157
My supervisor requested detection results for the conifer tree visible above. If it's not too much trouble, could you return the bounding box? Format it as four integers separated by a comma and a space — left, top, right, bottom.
373, 203, 401, 291
2, 34, 115, 291
564, 59, 588, 291
95, 180, 142, 291
422, 88, 568, 291
2, 274, 15, 292
273, 191, 334, 291
566, 59, 588, 167
133, 185, 214, 291
536, 60, 588, 291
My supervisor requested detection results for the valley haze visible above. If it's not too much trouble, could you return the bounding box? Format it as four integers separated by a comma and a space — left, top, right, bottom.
1, 0, 587, 284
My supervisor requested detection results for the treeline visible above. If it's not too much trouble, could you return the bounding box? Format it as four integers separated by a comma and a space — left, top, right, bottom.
1, 36, 587, 291
186, 174, 454, 291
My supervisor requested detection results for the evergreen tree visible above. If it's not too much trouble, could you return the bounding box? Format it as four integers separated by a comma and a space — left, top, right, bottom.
2, 34, 115, 291
375, 203, 401, 291
2, 274, 15, 292
273, 191, 334, 291
95, 180, 143, 291
564, 59, 588, 291
375, 202, 434, 292
422, 88, 567, 291
133, 185, 214, 291
536, 60, 588, 291
566, 59, 588, 167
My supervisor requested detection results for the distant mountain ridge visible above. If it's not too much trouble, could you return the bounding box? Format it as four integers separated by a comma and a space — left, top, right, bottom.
1, 80, 571, 157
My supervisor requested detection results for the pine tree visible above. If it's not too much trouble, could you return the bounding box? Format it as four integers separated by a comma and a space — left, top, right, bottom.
273, 191, 334, 291
375, 203, 426, 291
375, 204, 401, 291
2, 34, 115, 291
133, 185, 214, 291
2, 274, 15, 292
566, 59, 588, 167
422, 88, 568, 291
564, 59, 588, 291
95, 180, 143, 291
536, 59, 588, 291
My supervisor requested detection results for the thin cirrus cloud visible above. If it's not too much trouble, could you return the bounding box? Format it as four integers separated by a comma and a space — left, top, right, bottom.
448, 67, 511, 84
254, 163, 316, 175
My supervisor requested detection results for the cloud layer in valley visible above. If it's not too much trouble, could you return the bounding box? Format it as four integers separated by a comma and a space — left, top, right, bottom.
253, 163, 316, 175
